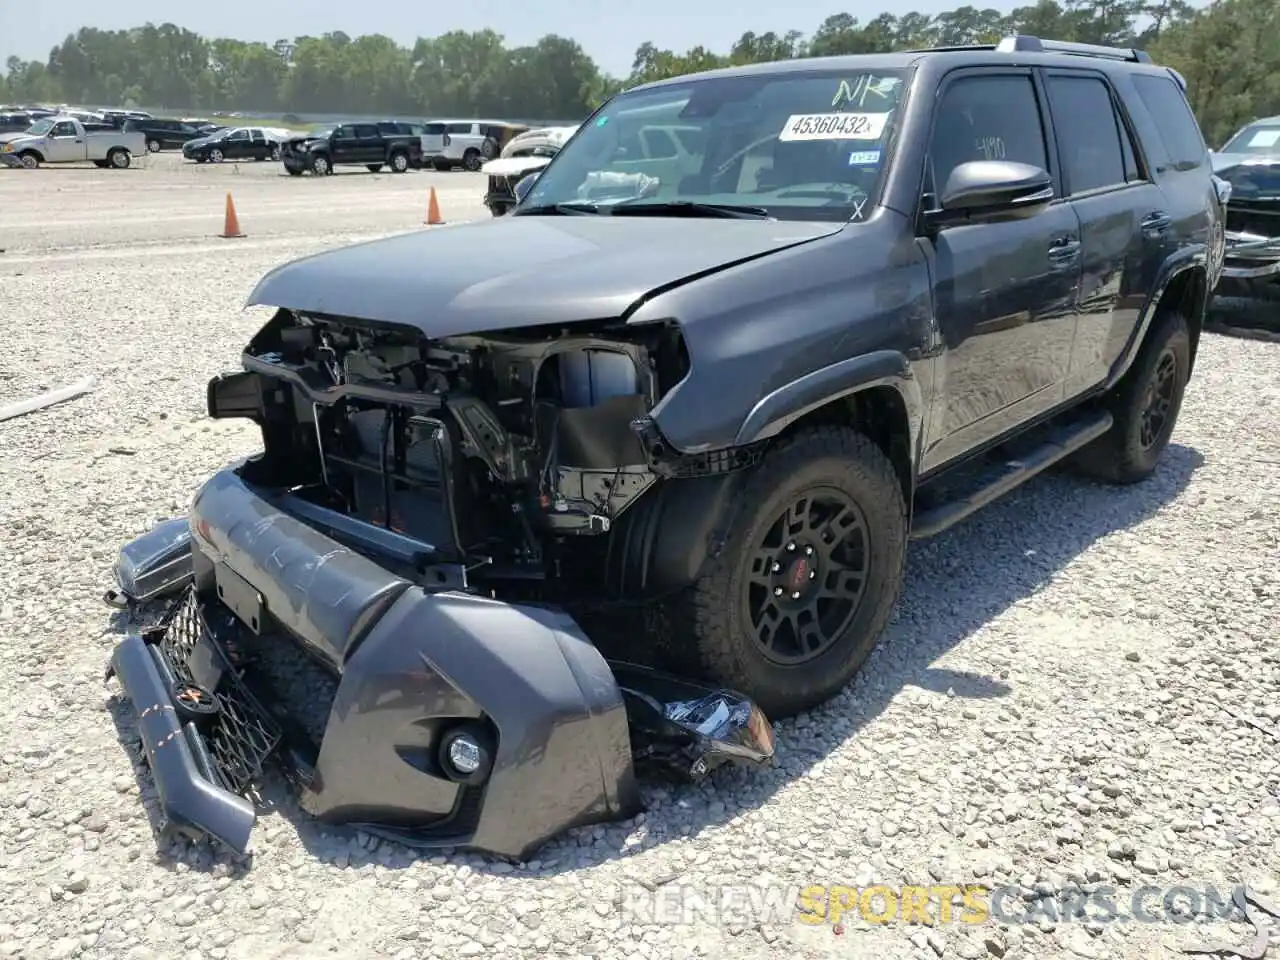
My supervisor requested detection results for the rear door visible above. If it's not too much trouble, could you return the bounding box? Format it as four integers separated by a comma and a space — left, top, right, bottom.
353, 124, 383, 162
918, 68, 1084, 470
1041, 68, 1171, 398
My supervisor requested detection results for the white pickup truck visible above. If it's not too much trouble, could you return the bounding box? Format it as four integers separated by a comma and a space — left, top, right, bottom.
0, 116, 147, 169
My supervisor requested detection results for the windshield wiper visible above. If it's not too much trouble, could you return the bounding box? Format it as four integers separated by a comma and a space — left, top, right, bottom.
608, 199, 772, 220
513, 201, 600, 216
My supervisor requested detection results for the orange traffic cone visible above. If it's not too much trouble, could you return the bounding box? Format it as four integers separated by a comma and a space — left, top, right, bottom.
221, 192, 245, 238
425, 187, 443, 225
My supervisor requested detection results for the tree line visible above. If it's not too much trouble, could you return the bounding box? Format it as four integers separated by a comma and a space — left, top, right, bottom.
0, 0, 1276, 146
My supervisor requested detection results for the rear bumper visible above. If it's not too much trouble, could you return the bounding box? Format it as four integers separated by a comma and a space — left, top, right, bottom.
109, 467, 642, 859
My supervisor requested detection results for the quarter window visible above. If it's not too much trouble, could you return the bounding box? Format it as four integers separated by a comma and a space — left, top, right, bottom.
1131, 75, 1207, 170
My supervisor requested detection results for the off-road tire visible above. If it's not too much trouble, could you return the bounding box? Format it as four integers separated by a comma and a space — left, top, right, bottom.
651, 426, 908, 719
462, 149, 482, 172
366, 163, 384, 173
1070, 307, 1191, 485
388, 151, 409, 173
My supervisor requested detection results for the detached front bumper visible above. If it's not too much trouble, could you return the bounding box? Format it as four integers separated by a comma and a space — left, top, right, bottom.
0, 153, 24, 169
106, 468, 645, 859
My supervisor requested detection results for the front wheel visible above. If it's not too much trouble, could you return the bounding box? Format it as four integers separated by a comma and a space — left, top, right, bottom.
311, 154, 331, 176
1069, 308, 1191, 484
270, 145, 281, 161
19, 151, 39, 169
147, 139, 160, 153
462, 149, 482, 172
209, 147, 224, 163
652, 426, 908, 719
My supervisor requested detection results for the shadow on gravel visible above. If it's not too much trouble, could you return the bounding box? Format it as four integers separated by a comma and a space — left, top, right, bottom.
99, 443, 1204, 882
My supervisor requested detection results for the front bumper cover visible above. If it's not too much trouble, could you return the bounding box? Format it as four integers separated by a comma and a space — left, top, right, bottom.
104, 468, 775, 860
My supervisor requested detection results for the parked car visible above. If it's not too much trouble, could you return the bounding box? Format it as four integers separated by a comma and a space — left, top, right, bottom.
480, 125, 579, 215
279, 122, 423, 176
99, 34, 1223, 861
0, 116, 146, 168
0, 111, 32, 134
420, 119, 530, 171
182, 126, 284, 163
1210, 115, 1280, 307
123, 118, 207, 152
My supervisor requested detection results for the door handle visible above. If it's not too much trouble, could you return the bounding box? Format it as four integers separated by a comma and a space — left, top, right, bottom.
1142, 211, 1172, 234
1048, 238, 1081, 259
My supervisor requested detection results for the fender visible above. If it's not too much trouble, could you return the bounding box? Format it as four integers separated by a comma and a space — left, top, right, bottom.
732, 349, 925, 460
1104, 252, 1207, 391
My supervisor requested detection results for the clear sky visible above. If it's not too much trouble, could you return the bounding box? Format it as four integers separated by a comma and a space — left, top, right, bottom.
2, 0, 1013, 78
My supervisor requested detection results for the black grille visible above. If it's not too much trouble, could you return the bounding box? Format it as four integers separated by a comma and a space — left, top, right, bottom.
159, 588, 283, 795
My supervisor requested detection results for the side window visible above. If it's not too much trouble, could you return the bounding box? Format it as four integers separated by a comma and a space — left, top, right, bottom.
1045, 75, 1127, 194
1131, 75, 1207, 170
928, 75, 1049, 202
52, 121, 77, 137
641, 127, 679, 159
354, 124, 379, 138
447, 122, 473, 135
334, 125, 353, 138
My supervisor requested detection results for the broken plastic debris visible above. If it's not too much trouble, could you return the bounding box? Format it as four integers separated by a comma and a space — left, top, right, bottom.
0, 375, 98, 423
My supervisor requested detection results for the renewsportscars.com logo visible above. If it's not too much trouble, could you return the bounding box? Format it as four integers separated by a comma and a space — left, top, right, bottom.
619, 881, 1259, 928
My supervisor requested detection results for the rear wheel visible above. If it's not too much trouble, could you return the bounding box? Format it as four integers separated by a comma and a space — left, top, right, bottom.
270, 145, 281, 161
1070, 307, 1191, 484
462, 149, 482, 172
388, 150, 409, 173
146, 139, 160, 153
107, 148, 130, 169
652, 426, 908, 719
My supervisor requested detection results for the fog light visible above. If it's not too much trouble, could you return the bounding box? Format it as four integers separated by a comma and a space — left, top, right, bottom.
438, 722, 495, 785
447, 736, 481, 775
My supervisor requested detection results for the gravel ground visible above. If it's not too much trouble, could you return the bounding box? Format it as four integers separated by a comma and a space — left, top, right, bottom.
1, 153, 1278, 960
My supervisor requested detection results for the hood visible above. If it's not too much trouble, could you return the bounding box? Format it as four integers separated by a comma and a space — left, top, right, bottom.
246, 215, 845, 335
1211, 152, 1280, 200
0, 132, 30, 145
481, 156, 552, 177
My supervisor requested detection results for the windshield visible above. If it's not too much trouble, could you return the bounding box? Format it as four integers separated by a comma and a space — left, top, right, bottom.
310, 125, 335, 138
1222, 123, 1280, 156
519, 67, 909, 222
25, 119, 53, 136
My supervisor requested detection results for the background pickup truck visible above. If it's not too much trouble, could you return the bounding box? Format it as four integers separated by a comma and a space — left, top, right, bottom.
280, 122, 423, 176
0, 116, 146, 169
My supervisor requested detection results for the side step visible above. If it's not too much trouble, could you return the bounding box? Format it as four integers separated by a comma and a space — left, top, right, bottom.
910, 410, 1113, 540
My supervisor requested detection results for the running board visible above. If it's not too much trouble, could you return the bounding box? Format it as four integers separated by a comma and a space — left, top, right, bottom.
910, 411, 1114, 539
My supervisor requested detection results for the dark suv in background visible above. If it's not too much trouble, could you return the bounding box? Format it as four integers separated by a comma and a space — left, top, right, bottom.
122, 118, 207, 152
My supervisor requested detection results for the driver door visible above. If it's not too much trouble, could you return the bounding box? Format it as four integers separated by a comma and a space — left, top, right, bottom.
223, 128, 252, 159
918, 69, 1083, 472
46, 120, 85, 162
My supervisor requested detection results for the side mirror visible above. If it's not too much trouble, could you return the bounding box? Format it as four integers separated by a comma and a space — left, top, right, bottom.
929, 160, 1054, 226
514, 172, 540, 203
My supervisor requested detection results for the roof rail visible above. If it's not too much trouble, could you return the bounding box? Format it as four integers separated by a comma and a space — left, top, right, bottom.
995, 34, 1153, 64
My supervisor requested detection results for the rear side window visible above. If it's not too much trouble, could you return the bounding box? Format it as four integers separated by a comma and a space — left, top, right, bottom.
354, 124, 379, 138
1045, 75, 1130, 193
1131, 75, 1207, 170
447, 122, 473, 135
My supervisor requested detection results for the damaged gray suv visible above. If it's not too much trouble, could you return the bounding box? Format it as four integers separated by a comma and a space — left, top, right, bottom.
105, 34, 1222, 861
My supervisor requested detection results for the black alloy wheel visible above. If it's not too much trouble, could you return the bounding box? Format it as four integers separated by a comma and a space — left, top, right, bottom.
1138, 350, 1177, 450
744, 489, 871, 666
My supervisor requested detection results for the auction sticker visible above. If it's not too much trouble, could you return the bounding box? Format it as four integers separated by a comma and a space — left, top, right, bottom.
779, 112, 889, 142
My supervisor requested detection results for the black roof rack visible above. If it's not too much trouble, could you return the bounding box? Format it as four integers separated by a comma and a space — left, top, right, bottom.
994, 34, 1152, 63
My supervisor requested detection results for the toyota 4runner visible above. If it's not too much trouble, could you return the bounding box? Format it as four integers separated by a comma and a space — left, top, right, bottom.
104, 35, 1225, 860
